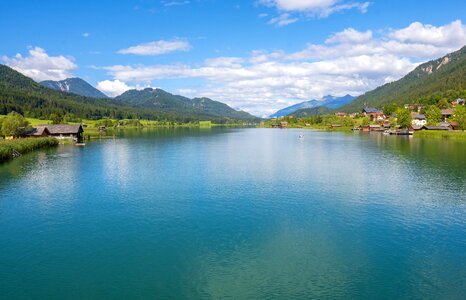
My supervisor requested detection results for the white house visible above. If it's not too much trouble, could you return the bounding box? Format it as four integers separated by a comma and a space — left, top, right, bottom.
411, 113, 427, 126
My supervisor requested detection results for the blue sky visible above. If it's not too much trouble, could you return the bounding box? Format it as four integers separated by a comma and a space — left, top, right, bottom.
1, 0, 466, 116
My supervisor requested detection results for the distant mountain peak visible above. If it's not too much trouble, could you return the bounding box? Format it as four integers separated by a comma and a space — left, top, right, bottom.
40, 77, 108, 99
270, 94, 355, 118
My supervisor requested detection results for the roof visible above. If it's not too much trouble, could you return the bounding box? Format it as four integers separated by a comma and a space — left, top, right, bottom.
411, 112, 426, 119
38, 124, 84, 135
425, 125, 450, 130
26, 126, 50, 136
441, 109, 453, 115
363, 107, 382, 113
369, 125, 381, 128
411, 125, 426, 130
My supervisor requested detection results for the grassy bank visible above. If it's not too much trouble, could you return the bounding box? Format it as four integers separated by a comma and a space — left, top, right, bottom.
0, 138, 59, 163
414, 130, 466, 140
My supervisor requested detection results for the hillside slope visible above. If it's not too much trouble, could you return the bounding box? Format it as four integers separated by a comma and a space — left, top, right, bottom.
0, 65, 259, 122
341, 45, 466, 112
115, 88, 258, 120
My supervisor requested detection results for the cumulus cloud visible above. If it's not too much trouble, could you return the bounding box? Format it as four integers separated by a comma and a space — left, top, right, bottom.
259, 0, 370, 22
389, 20, 466, 47
96, 80, 135, 97
326, 28, 372, 44
2, 47, 77, 81
118, 39, 191, 56
99, 20, 466, 116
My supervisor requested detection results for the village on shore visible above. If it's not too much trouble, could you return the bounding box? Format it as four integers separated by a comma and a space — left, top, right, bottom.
267, 98, 466, 135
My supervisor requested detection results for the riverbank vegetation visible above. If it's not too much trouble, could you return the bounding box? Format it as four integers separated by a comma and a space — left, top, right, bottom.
414, 130, 466, 139
0, 137, 59, 162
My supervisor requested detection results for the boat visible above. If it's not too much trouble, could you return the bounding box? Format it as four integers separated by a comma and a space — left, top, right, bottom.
75, 143, 86, 147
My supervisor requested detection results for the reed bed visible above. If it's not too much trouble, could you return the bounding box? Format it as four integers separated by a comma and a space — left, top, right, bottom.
0, 138, 59, 162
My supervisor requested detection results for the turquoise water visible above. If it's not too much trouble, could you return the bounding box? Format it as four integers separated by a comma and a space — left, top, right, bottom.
0, 128, 465, 299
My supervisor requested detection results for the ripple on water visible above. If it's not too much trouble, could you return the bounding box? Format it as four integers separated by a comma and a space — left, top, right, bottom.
0, 129, 465, 299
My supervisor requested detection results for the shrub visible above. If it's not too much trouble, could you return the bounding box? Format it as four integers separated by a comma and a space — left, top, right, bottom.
1, 112, 31, 137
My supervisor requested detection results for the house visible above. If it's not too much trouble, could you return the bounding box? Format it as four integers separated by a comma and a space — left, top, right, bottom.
335, 112, 347, 117
411, 112, 427, 126
404, 104, 423, 112
410, 125, 427, 131
369, 124, 383, 131
452, 98, 465, 106
411, 124, 451, 131
26, 124, 84, 142
26, 126, 51, 137
441, 109, 453, 122
279, 122, 288, 129
362, 108, 384, 122
425, 125, 451, 131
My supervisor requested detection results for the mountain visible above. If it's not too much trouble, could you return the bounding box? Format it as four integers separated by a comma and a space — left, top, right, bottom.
270, 95, 354, 118
0, 64, 259, 123
341, 45, 466, 112
115, 88, 258, 120
0, 64, 150, 120
40, 78, 108, 99
290, 106, 333, 118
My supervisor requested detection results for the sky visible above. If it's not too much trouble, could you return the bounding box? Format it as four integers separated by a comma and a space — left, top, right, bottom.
1, 0, 466, 117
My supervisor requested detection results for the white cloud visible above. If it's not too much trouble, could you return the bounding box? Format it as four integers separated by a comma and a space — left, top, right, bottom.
269, 13, 299, 26
99, 20, 466, 116
82, 32, 90, 38
326, 28, 372, 44
2, 47, 77, 81
389, 20, 466, 47
162, 1, 190, 7
259, 0, 370, 22
118, 39, 191, 56
96, 80, 134, 97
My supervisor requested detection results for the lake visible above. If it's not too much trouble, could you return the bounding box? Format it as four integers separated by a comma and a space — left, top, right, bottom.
1, 128, 465, 299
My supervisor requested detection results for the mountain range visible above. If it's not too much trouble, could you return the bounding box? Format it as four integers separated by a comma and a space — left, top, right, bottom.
114, 88, 255, 120
40, 78, 108, 99
270, 95, 355, 118
2, 44, 465, 122
0, 65, 259, 122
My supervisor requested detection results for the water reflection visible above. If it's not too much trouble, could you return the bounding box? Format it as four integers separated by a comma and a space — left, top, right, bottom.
0, 128, 465, 299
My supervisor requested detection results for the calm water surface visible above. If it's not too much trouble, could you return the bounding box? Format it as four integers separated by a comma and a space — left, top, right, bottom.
0, 128, 465, 299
